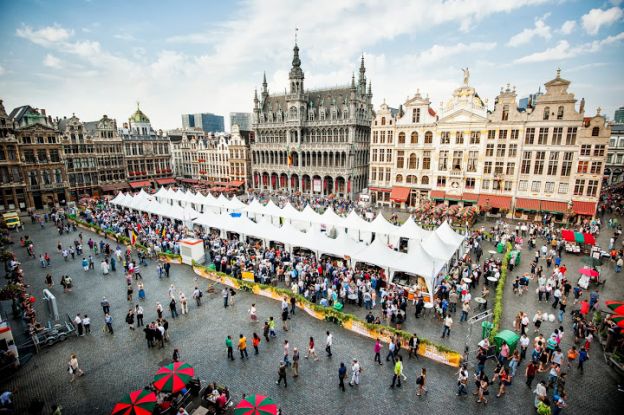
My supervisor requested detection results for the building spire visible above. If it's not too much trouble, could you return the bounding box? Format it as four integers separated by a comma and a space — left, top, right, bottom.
351, 73, 356, 90
359, 54, 366, 87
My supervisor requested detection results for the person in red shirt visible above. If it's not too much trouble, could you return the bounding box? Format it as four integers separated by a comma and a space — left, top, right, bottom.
216, 392, 227, 410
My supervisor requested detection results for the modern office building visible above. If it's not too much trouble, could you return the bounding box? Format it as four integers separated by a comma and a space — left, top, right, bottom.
614, 106, 624, 123
181, 112, 224, 133
251, 42, 373, 198
229, 112, 252, 132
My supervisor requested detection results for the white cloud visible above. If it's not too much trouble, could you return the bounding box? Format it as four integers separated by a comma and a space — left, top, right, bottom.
16, 24, 73, 46
43, 54, 62, 69
560, 20, 576, 35
507, 17, 551, 46
404, 42, 497, 66
581, 7, 623, 35
114, 33, 137, 41
514, 31, 624, 63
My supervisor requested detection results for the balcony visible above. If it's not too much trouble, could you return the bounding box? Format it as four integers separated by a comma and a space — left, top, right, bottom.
449, 169, 463, 177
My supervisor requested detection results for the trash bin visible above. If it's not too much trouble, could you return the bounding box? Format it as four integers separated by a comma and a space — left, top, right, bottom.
496, 243, 504, 253
481, 321, 494, 339
208, 263, 216, 271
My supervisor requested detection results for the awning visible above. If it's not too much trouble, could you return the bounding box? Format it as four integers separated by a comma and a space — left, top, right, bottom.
179, 178, 198, 184
561, 229, 596, 245
390, 186, 410, 202
462, 193, 479, 202
541, 200, 568, 213
477, 194, 512, 209
572, 201, 597, 216
129, 180, 153, 189
99, 182, 128, 192
430, 190, 446, 200
445, 193, 462, 201
155, 177, 176, 185
369, 187, 391, 193
515, 198, 541, 211
229, 180, 245, 187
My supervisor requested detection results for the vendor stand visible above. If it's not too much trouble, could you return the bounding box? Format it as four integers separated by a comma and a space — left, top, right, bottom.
561, 229, 596, 255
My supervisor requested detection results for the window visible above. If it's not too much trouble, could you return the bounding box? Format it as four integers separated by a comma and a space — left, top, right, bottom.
488, 130, 496, 140
518, 180, 528, 191
436, 176, 447, 187
396, 150, 405, 169
467, 151, 478, 172
538, 128, 549, 145
493, 179, 500, 191
412, 108, 420, 123
470, 131, 480, 144
371, 167, 377, 181
373, 131, 378, 143
380, 131, 386, 144
387, 149, 392, 163
552, 127, 563, 145
485, 144, 494, 157
495, 161, 504, 174
379, 149, 385, 162
387, 131, 393, 144
592, 127, 600, 137
544, 182, 555, 193
410, 132, 418, 144
423, 151, 431, 169
543, 106, 550, 120
506, 162, 515, 175
496, 144, 506, 157
561, 152, 573, 176
398, 132, 406, 144
409, 153, 418, 169
531, 181, 541, 192
406, 175, 417, 184
534, 151, 545, 174
381, 117, 386, 126
502, 105, 509, 121
547, 152, 559, 175
482, 179, 490, 190
580, 145, 591, 156
499, 130, 508, 140
558, 183, 569, 194
504, 181, 512, 191
396, 174, 403, 183
590, 161, 603, 174
587, 180, 598, 197
372, 149, 378, 162
521, 151, 532, 174
508, 144, 518, 157
424, 131, 433, 144
565, 127, 577, 145
452, 151, 462, 170
557, 106, 564, 120
525, 128, 535, 145
438, 151, 448, 171
483, 161, 492, 174
511, 129, 519, 140
465, 178, 475, 189
455, 132, 464, 144
574, 179, 585, 196
440, 132, 450, 144
593, 145, 605, 156
385, 168, 391, 181
421, 176, 429, 185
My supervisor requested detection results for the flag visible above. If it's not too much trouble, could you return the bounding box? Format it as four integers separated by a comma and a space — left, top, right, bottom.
161, 227, 166, 238
130, 231, 137, 246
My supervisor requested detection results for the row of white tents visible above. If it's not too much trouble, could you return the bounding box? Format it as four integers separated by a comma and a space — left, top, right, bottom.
110, 189, 466, 297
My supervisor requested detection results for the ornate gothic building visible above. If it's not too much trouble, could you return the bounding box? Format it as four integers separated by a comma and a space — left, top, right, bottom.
251, 43, 373, 198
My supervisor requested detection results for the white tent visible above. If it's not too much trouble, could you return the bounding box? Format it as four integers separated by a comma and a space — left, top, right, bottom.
319, 207, 344, 228
434, 221, 465, 252
421, 231, 456, 263
302, 205, 322, 224
392, 243, 444, 300
315, 229, 363, 259
228, 196, 247, 211
110, 192, 125, 206
280, 203, 309, 230
351, 236, 401, 270
262, 200, 283, 225
370, 213, 400, 245
243, 198, 265, 220
342, 211, 373, 243
215, 194, 232, 211
393, 216, 432, 242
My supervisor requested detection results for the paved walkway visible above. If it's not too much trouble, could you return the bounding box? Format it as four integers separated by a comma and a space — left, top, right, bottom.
1, 220, 623, 414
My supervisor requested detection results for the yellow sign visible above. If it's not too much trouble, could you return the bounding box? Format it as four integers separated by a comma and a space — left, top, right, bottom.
242, 271, 255, 282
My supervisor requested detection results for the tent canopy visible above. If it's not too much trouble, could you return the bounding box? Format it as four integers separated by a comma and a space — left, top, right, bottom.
494, 329, 520, 352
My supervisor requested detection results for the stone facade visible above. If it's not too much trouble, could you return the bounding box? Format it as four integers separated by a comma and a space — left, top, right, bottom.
88, 115, 128, 195
59, 115, 99, 200
605, 122, 624, 185
169, 127, 206, 180
251, 43, 373, 198
369, 70, 609, 219
228, 124, 252, 188
0, 100, 27, 212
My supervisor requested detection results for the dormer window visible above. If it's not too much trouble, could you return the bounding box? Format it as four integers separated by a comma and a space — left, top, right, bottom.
412, 108, 421, 123
557, 106, 564, 120
543, 107, 550, 120
381, 117, 386, 126
502, 105, 509, 121
592, 127, 600, 137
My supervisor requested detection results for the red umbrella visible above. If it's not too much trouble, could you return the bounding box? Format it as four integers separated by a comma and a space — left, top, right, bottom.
605, 300, 624, 315
111, 389, 157, 415
578, 268, 599, 277
611, 315, 624, 329
234, 394, 278, 415
153, 361, 195, 393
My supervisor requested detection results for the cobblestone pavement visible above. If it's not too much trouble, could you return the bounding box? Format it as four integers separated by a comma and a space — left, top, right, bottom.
1, 220, 623, 415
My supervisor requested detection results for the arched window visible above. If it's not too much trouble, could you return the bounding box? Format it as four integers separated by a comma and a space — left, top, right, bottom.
381, 117, 386, 126
424, 131, 433, 144
557, 106, 564, 120
411, 132, 418, 144
409, 175, 417, 184
592, 126, 600, 137
543, 106, 550, 120
421, 176, 429, 185
398, 132, 406, 144
502, 105, 509, 121
396, 174, 403, 183
408, 153, 417, 169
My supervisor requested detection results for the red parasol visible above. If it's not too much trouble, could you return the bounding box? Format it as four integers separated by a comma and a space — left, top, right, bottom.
605, 301, 624, 315
152, 361, 195, 393
578, 268, 599, 277
111, 389, 157, 415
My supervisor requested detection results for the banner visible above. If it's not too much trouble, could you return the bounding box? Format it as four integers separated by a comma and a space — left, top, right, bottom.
313, 178, 322, 193
242, 271, 255, 282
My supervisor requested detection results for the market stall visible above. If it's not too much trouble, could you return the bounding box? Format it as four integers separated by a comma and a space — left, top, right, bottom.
561, 229, 596, 254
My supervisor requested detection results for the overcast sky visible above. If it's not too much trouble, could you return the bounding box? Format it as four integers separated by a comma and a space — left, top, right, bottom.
0, 0, 623, 130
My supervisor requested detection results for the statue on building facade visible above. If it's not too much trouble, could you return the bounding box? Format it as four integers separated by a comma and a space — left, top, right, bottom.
462, 67, 470, 85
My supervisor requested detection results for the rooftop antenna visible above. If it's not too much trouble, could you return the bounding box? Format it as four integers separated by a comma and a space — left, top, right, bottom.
295, 27, 298, 45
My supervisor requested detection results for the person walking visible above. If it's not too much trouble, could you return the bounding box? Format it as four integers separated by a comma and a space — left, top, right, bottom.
281, 306, 289, 332
292, 347, 300, 377
325, 331, 333, 357
457, 365, 468, 396
192, 286, 202, 307
169, 297, 178, 319
172, 348, 180, 362
156, 302, 163, 319
82, 315, 90, 334
338, 362, 347, 392
385, 338, 396, 364
238, 334, 249, 359
249, 304, 257, 323
125, 308, 135, 331
416, 367, 427, 396
263, 321, 270, 342
68, 353, 84, 382
73, 314, 84, 337
408, 334, 419, 360
348, 359, 361, 387
252, 333, 261, 355
442, 314, 453, 338
225, 335, 234, 361
390, 356, 403, 388
179, 292, 188, 315
222, 288, 229, 308
269, 317, 276, 337
305, 336, 319, 361
374, 338, 383, 365
276, 362, 287, 388
104, 313, 113, 334
578, 347, 589, 372
100, 297, 110, 314
135, 305, 144, 327
283, 340, 290, 366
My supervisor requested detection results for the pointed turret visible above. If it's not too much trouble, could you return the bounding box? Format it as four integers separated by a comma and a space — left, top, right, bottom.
288, 40, 304, 95
358, 54, 366, 89
351, 73, 356, 90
